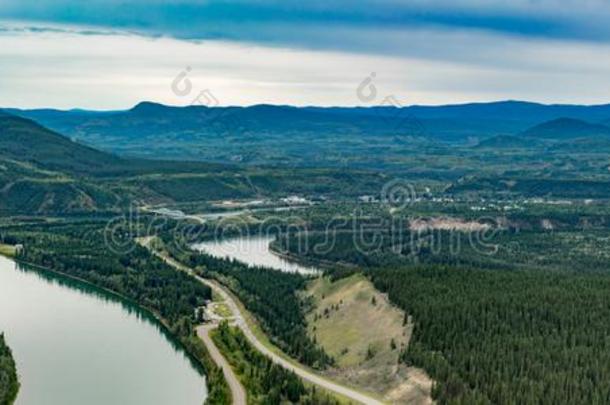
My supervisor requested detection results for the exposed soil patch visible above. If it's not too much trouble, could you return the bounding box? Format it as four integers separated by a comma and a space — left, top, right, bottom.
410, 217, 490, 232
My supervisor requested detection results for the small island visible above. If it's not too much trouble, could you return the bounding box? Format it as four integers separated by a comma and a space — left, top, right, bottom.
0, 333, 19, 405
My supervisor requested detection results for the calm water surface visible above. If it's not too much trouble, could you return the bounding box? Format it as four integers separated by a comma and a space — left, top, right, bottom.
0, 255, 207, 405
193, 235, 319, 275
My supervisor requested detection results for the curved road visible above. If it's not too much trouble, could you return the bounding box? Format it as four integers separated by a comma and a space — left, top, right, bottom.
138, 238, 246, 405
145, 241, 384, 405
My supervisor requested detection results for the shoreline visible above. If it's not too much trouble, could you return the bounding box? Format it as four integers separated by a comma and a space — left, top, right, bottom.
1, 254, 210, 382
267, 239, 358, 272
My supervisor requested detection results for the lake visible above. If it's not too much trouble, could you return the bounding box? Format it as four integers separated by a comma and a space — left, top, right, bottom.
192, 235, 319, 275
0, 255, 207, 405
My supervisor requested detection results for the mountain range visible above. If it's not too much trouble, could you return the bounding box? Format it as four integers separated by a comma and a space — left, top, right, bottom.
5, 100, 610, 166
4, 100, 610, 214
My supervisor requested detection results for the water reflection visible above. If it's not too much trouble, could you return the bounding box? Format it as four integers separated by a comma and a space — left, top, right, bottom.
193, 235, 319, 275
0, 256, 207, 405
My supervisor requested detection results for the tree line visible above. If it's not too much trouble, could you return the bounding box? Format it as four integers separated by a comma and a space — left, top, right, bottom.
369, 265, 610, 404
212, 321, 341, 404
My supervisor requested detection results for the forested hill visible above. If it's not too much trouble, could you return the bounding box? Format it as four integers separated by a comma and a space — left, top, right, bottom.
522, 117, 610, 140
0, 114, 125, 176
0, 113, 126, 214
0, 113, 228, 177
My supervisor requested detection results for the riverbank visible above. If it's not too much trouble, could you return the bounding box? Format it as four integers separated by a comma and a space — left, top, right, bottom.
0, 333, 19, 405
267, 240, 358, 273
193, 234, 320, 275
9, 257, 199, 365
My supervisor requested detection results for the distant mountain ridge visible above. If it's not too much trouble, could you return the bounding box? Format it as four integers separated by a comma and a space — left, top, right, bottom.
5, 104, 610, 214
4, 100, 610, 165
9, 99, 610, 121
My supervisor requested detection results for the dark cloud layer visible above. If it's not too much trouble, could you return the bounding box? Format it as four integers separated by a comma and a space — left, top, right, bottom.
1, 0, 608, 56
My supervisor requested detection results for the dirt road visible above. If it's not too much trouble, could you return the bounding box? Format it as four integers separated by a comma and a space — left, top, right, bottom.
137, 238, 246, 405
197, 324, 247, 405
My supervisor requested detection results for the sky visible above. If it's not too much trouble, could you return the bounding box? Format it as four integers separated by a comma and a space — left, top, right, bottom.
1, 0, 610, 109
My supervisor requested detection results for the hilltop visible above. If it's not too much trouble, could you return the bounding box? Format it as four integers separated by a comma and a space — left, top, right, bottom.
522, 118, 610, 140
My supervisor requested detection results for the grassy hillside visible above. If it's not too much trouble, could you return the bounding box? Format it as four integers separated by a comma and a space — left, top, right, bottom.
305, 274, 432, 404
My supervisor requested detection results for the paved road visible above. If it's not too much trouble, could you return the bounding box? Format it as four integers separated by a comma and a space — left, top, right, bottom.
197, 324, 247, 405
145, 242, 385, 405
202, 278, 385, 405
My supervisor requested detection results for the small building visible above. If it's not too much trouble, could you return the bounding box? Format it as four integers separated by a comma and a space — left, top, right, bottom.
281, 195, 310, 205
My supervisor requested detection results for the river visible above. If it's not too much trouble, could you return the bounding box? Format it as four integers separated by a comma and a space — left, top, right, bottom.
0, 255, 207, 405
192, 235, 319, 275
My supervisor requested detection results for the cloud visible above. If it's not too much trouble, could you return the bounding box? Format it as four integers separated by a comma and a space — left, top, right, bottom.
1, 2, 609, 108
1, 0, 610, 58
1, 23, 610, 109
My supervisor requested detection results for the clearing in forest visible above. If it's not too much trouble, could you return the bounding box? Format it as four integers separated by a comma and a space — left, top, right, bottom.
305, 273, 433, 405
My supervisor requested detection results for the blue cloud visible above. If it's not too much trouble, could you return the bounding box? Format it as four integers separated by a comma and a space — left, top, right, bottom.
0, 0, 608, 54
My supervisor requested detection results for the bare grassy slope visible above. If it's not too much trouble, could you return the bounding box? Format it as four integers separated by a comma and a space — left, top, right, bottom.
305, 274, 432, 404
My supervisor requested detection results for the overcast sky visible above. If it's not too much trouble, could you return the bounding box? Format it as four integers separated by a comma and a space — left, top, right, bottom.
1, 0, 610, 109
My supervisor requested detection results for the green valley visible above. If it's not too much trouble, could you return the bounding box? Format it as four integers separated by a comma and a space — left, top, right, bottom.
5, 3, 610, 404
4, 101, 610, 405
